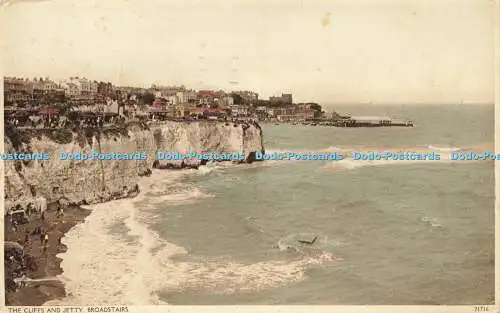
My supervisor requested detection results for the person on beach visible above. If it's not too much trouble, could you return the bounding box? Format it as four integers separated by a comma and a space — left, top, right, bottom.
41, 211, 45, 221
24, 230, 29, 244
57, 207, 64, 218
44, 233, 49, 246
40, 231, 44, 245
20, 273, 27, 288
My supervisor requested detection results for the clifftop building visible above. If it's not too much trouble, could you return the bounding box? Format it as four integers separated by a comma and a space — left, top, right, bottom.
59, 77, 98, 101
4, 77, 33, 105
270, 93, 293, 104
232, 90, 259, 104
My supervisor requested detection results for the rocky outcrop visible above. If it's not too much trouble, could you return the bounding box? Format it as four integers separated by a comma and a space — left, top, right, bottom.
4, 121, 264, 205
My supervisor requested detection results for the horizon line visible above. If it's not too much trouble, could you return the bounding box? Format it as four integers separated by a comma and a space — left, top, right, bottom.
323, 102, 494, 106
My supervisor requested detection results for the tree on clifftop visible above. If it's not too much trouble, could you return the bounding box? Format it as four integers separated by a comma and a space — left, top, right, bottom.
308, 103, 322, 112
141, 92, 156, 105
230, 93, 244, 105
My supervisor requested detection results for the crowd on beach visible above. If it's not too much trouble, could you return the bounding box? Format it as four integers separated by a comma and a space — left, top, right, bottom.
5, 246, 37, 292
5, 202, 66, 294
4, 184, 143, 297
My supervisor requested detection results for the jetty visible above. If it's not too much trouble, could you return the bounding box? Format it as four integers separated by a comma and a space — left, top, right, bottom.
331, 116, 413, 128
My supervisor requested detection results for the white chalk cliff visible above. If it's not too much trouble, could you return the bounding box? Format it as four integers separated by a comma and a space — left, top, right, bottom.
4, 121, 264, 205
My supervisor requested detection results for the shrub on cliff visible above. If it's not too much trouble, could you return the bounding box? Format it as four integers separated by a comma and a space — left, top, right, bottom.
14, 161, 22, 172
85, 128, 96, 145
103, 126, 129, 139
49, 129, 74, 144
75, 132, 86, 148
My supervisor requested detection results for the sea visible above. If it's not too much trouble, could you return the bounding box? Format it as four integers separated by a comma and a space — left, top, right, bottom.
46, 104, 495, 305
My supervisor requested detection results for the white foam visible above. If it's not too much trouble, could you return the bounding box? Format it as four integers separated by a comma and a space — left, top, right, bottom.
322, 147, 456, 171
45, 199, 168, 305
421, 216, 442, 228
427, 145, 462, 152
320, 146, 355, 153
323, 157, 447, 171
197, 165, 217, 175
144, 186, 214, 206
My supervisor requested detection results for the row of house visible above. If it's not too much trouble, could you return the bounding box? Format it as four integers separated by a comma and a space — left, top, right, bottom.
4, 77, 104, 105
257, 103, 321, 121
152, 88, 259, 108
220, 103, 321, 122
5, 76, 265, 109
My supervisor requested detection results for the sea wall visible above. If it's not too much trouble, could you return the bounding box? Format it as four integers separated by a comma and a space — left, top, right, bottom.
4, 121, 264, 205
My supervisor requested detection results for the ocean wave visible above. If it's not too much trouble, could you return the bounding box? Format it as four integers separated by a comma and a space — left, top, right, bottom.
45, 199, 168, 305
321, 145, 465, 171
267, 144, 466, 156
144, 187, 215, 206
320, 146, 357, 153
323, 157, 449, 171
427, 145, 462, 152
421, 216, 442, 228
197, 165, 218, 175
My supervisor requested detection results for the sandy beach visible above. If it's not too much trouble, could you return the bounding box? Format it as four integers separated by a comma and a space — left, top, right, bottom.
4, 203, 90, 306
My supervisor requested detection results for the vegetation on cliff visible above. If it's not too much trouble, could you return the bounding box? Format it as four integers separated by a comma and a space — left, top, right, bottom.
5, 122, 151, 150
50, 129, 73, 144
4, 124, 32, 150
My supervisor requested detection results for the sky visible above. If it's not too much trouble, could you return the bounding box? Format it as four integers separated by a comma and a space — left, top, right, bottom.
0, 0, 495, 104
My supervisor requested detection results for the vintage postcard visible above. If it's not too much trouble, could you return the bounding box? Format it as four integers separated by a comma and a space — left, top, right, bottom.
0, 0, 496, 310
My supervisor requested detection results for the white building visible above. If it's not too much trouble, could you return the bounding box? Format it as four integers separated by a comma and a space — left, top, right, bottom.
230, 104, 250, 116
218, 96, 234, 108
105, 99, 120, 114
62, 77, 98, 97
60, 82, 79, 97
175, 90, 198, 104
166, 95, 177, 105
32, 78, 59, 92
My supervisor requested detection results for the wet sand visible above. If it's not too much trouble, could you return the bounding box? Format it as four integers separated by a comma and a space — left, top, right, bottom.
4, 204, 90, 306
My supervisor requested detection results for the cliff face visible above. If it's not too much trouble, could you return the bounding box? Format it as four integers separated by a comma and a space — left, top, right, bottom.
4, 121, 264, 205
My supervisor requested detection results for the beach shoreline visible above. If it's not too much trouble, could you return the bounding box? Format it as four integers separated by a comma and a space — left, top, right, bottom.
4, 203, 91, 306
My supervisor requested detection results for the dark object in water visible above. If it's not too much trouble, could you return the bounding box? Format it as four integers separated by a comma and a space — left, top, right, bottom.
298, 235, 318, 245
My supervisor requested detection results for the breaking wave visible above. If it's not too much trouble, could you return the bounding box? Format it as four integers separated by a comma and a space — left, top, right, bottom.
45, 168, 338, 306
320, 144, 471, 171
421, 216, 442, 228
427, 145, 462, 152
